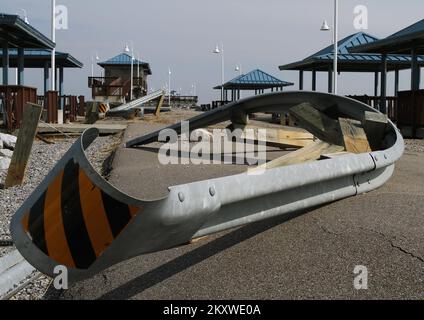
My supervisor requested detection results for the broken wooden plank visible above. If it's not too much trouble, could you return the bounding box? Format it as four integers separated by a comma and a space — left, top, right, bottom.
241, 127, 314, 149
320, 151, 352, 159
37, 123, 127, 135
249, 140, 345, 173
5, 103, 43, 188
362, 111, 388, 151
36, 134, 55, 145
289, 103, 344, 146
339, 118, 372, 154
154, 95, 165, 117
230, 124, 315, 149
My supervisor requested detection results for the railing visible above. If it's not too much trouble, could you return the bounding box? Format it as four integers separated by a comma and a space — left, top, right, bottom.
0, 85, 38, 132
88, 76, 145, 98
347, 95, 398, 123
37, 94, 86, 124
397, 90, 424, 137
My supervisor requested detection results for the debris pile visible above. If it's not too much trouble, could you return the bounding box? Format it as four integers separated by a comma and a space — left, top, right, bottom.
0, 133, 16, 171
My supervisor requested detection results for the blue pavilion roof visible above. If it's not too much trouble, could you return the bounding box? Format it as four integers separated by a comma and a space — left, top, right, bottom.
279, 32, 424, 72
99, 53, 152, 74
215, 69, 293, 89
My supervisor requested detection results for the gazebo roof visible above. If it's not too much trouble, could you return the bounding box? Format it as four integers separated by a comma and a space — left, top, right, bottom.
0, 48, 83, 68
279, 32, 424, 72
214, 69, 294, 90
349, 19, 424, 54
0, 14, 55, 49
98, 53, 152, 75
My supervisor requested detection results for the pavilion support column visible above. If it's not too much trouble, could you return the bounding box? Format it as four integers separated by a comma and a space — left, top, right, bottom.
55, 68, 59, 94
312, 70, 317, 91
328, 66, 333, 93
59, 67, 64, 96
59, 67, 64, 110
411, 47, 420, 91
394, 69, 400, 97
374, 72, 379, 97
380, 53, 388, 114
299, 70, 304, 90
44, 61, 50, 94
17, 47, 24, 85
2, 42, 9, 85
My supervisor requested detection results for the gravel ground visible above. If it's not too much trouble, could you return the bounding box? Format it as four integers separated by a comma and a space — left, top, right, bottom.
0, 133, 123, 300
405, 139, 424, 153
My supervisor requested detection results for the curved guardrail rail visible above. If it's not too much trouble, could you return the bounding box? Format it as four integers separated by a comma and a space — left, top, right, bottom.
10, 91, 404, 283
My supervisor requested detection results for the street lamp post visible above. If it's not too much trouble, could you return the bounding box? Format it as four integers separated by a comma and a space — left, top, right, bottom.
213, 44, 225, 102
320, 0, 339, 95
124, 43, 134, 101
91, 53, 99, 78
168, 68, 172, 107
235, 64, 242, 76
51, 0, 56, 91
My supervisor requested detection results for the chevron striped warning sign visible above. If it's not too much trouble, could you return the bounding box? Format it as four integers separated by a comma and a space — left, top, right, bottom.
21, 159, 141, 270
98, 103, 109, 114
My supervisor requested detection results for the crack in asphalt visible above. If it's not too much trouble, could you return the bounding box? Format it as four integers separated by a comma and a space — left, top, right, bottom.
390, 241, 424, 263
315, 222, 424, 264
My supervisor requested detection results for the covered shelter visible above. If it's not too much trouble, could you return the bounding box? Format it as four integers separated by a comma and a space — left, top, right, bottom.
0, 48, 83, 95
214, 69, 294, 102
90, 52, 152, 102
349, 20, 424, 133
0, 14, 55, 86
279, 32, 424, 98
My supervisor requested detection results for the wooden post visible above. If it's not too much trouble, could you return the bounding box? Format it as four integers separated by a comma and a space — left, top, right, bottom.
154, 94, 165, 117
289, 102, 344, 146
5, 103, 43, 188
299, 70, 304, 90
312, 70, 317, 91
380, 54, 388, 114
339, 118, 372, 154
374, 71, 379, 97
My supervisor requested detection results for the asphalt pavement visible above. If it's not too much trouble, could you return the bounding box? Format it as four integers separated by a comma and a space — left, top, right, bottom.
45, 119, 424, 300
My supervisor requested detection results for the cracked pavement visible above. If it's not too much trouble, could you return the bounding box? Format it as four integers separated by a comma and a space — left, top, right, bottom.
44, 128, 424, 299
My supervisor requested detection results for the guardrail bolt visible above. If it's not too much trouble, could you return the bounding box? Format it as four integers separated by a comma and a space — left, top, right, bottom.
209, 187, 216, 197
178, 192, 185, 203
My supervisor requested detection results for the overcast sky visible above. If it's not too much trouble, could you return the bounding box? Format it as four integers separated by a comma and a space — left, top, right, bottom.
2, 0, 424, 103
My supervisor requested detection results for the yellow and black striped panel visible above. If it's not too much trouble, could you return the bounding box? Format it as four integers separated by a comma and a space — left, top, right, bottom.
22, 160, 141, 270
98, 104, 108, 114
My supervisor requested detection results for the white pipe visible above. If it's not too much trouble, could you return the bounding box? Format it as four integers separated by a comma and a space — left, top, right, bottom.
221, 43, 225, 101
333, 0, 338, 95
130, 43, 134, 101
91, 55, 94, 78
51, 0, 56, 91
168, 68, 171, 107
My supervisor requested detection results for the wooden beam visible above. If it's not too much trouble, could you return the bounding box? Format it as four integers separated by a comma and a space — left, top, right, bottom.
339, 118, 372, 154
232, 124, 315, 149
362, 111, 388, 151
154, 94, 165, 117
249, 140, 345, 173
5, 103, 43, 188
289, 103, 344, 146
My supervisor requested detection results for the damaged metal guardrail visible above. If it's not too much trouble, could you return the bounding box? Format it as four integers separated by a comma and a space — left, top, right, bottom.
107, 89, 165, 113
10, 91, 404, 283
